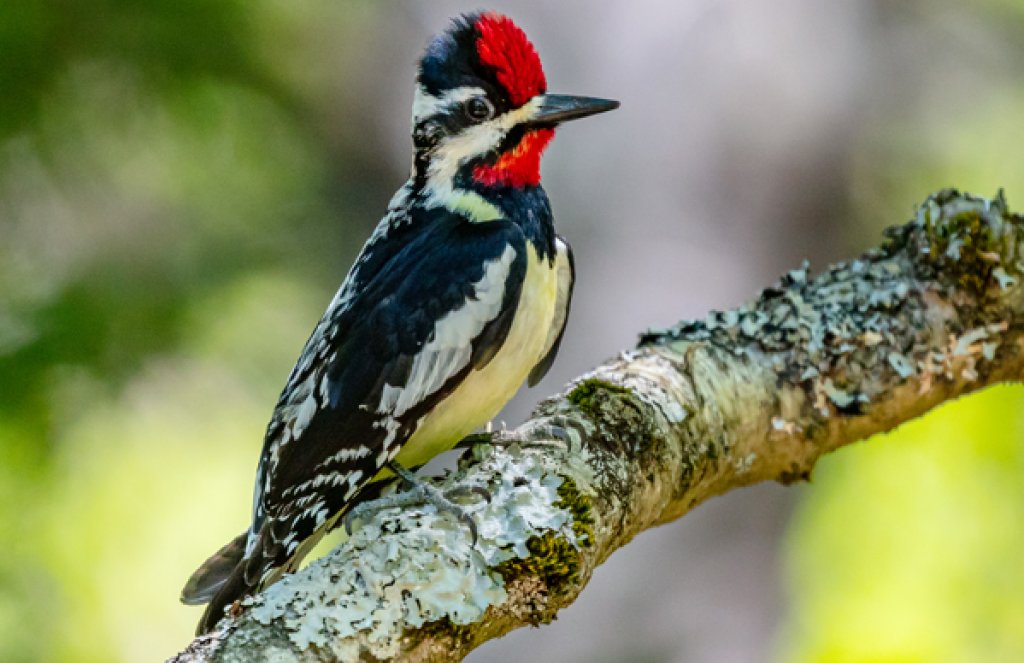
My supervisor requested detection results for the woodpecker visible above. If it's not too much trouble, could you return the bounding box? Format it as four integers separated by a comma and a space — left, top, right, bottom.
181, 11, 618, 634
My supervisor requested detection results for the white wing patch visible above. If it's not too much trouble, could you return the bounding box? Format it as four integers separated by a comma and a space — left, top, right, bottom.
377, 244, 517, 417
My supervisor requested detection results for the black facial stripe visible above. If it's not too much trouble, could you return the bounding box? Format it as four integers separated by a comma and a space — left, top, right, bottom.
411, 93, 526, 191
497, 123, 528, 154
413, 120, 443, 149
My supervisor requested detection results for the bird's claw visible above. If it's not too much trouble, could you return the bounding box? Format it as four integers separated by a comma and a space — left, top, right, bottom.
446, 484, 492, 504
457, 422, 572, 451
407, 474, 481, 543
343, 462, 483, 543
454, 431, 499, 449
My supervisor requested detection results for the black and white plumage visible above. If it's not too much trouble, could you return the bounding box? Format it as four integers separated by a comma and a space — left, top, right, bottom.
182, 11, 616, 634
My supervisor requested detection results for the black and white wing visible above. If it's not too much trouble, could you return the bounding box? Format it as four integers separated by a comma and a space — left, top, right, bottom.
193, 212, 529, 632
261, 215, 528, 551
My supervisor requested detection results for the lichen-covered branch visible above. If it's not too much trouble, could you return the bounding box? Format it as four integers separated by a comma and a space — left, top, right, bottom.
171, 189, 1024, 663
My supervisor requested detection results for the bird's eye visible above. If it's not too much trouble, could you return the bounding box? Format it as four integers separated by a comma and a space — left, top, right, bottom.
464, 97, 494, 122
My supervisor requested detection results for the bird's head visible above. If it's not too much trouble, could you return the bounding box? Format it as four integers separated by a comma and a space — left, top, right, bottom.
412, 12, 618, 196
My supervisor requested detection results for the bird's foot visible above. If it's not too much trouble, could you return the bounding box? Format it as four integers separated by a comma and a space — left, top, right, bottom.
343, 461, 483, 542
457, 417, 576, 451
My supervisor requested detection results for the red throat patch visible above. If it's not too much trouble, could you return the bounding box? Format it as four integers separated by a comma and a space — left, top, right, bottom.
474, 13, 547, 107
473, 14, 551, 187
472, 128, 554, 188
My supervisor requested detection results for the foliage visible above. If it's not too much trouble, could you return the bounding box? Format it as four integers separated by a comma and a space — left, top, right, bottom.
0, 1, 382, 659
780, 386, 1024, 662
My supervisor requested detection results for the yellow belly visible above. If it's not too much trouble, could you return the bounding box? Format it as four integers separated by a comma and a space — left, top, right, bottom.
391, 243, 558, 470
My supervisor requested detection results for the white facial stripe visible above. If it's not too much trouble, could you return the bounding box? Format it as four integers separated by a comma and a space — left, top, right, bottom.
420, 96, 543, 218
429, 96, 542, 177
412, 85, 488, 123
377, 244, 517, 417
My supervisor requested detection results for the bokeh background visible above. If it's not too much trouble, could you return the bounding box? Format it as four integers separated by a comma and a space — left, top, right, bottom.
2, 1, 1024, 661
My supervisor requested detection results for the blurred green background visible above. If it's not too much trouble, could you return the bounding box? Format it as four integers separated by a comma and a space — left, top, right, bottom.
1, 1, 1022, 661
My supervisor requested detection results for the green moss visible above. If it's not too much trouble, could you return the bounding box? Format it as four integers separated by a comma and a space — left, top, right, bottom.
494, 532, 578, 625
555, 476, 594, 547
492, 477, 594, 620
925, 209, 998, 292
567, 379, 656, 454
418, 616, 473, 645
567, 378, 633, 416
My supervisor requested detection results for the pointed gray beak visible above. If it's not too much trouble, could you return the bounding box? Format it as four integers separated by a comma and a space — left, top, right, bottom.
525, 94, 620, 127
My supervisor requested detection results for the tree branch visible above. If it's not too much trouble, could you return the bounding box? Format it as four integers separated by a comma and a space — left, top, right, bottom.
171, 189, 1024, 662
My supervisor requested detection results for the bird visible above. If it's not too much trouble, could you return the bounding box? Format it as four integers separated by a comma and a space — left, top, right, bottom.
181, 10, 618, 634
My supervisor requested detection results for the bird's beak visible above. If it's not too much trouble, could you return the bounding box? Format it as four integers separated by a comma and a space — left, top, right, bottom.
525, 94, 620, 127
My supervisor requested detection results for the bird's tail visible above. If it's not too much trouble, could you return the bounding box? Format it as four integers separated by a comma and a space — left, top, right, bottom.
181, 530, 248, 606
186, 523, 303, 634
181, 530, 263, 635
184, 480, 398, 633
195, 558, 259, 635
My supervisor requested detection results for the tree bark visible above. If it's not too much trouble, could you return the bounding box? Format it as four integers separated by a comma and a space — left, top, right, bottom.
171, 189, 1024, 663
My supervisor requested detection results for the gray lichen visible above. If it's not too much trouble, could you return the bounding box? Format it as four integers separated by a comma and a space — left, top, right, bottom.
235, 447, 583, 660
642, 190, 1020, 426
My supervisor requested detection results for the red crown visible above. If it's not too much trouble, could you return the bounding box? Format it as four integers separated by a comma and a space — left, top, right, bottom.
475, 13, 547, 107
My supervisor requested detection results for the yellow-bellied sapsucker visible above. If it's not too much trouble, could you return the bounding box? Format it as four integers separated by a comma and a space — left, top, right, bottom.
181, 11, 618, 633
